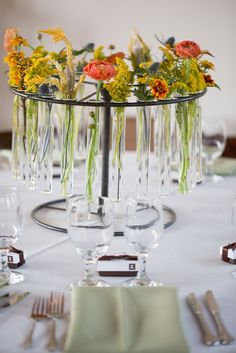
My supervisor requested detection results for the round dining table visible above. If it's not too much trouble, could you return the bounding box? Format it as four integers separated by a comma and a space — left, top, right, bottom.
0, 152, 235, 353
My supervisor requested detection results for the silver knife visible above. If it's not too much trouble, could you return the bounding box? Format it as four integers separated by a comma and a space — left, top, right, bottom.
205, 290, 234, 345
0, 291, 30, 308
187, 292, 220, 346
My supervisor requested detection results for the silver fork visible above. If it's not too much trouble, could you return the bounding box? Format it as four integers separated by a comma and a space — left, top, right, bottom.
21, 296, 48, 349
46, 292, 65, 351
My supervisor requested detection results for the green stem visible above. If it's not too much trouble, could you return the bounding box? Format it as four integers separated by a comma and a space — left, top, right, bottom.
163, 105, 170, 150
86, 81, 102, 201
112, 107, 125, 169
61, 105, 75, 195
137, 107, 143, 162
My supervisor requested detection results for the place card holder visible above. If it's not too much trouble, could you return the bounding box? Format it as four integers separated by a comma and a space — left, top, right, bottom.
98, 255, 138, 277
7, 246, 25, 269
220, 243, 236, 264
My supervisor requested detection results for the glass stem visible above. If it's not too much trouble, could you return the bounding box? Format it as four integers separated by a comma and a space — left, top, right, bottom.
137, 253, 149, 282
205, 160, 213, 178
0, 249, 9, 272
84, 257, 98, 284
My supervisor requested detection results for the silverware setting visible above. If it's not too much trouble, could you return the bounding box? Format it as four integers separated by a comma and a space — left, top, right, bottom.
21, 296, 49, 349
0, 291, 30, 308
204, 290, 234, 345
46, 292, 65, 352
187, 291, 234, 346
21, 292, 65, 351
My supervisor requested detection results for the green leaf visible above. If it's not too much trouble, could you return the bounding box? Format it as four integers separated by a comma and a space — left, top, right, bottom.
148, 62, 160, 74
165, 37, 175, 47
73, 49, 86, 56
84, 43, 94, 52
201, 50, 215, 58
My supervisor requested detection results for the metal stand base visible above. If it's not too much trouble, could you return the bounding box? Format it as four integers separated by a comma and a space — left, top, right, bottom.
31, 199, 176, 235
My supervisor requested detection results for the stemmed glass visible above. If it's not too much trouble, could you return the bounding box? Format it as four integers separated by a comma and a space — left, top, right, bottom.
123, 197, 163, 287
0, 186, 24, 284
68, 196, 113, 287
231, 192, 236, 279
202, 117, 227, 182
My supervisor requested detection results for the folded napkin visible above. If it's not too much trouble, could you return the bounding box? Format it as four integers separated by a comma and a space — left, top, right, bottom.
0, 280, 8, 288
212, 157, 236, 176
64, 287, 190, 353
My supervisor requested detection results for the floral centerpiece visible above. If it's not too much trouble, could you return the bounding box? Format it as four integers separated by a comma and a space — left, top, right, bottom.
3, 27, 218, 199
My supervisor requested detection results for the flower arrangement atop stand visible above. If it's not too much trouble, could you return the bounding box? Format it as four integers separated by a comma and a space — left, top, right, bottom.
3, 27, 219, 202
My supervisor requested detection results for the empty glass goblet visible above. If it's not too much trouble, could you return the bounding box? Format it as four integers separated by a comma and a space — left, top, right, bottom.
0, 186, 24, 284
202, 117, 226, 182
231, 192, 236, 279
123, 197, 163, 287
68, 196, 113, 287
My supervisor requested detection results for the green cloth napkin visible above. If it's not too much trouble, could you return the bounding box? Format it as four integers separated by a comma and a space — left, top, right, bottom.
64, 287, 190, 353
212, 157, 236, 176
0, 280, 8, 289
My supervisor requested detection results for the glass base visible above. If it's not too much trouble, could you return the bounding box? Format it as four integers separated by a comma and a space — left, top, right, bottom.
0, 270, 25, 285
203, 174, 223, 183
232, 270, 236, 279
70, 278, 110, 289
123, 277, 163, 287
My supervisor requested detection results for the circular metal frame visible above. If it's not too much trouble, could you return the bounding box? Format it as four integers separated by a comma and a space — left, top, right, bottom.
10, 86, 206, 107
31, 199, 176, 235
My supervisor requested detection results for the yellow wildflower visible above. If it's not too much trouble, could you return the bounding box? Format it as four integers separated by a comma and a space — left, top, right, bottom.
39, 27, 75, 99
139, 61, 152, 70
31, 45, 48, 60
39, 27, 67, 43
93, 46, 105, 60
104, 58, 132, 102
4, 51, 30, 89
50, 50, 67, 65
24, 57, 56, 92
128, 29, 152, 69
10, 35, 29, 48
199, 60, 215, 71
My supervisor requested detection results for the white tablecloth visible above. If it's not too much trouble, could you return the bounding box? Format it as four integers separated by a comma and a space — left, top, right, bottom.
0, 153, 236, 353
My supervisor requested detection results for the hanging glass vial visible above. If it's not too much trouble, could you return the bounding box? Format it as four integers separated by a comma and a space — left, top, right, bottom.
38, 102, 54, 194
86, 107, 100, 201
25, 99, 38, 190
170, 105, 180, 180
18, 97, 27, 184
154, 104, 171, 198
110, 107, 126, 201
60, 104, 76, 196
195, 101, 202, 183
136, 106, 152, 199
11, 95, 21, 179
175, 100, 200, 193
73, 106, 88, 195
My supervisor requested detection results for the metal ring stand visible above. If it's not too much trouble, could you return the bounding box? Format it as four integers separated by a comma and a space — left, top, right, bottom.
31, 199, 176, 235
11, 84, 205, 234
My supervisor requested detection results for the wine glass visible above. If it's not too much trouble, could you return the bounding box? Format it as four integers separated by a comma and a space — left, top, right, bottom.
202, 117, 227, 182
231, 192, 236, 279
68, 196, 113, 287
123, 197, 163, 287
0, 186, 24, 284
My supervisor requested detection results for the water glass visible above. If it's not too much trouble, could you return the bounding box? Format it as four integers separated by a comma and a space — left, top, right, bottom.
202, 117, 226, 182
68, 196, 113, 287
0, 186, 24, 284
231, 192, 236, 279
123, 197, 163, 287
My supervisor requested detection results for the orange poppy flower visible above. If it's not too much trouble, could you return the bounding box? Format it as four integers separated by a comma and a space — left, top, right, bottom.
83, 60, 117, 81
